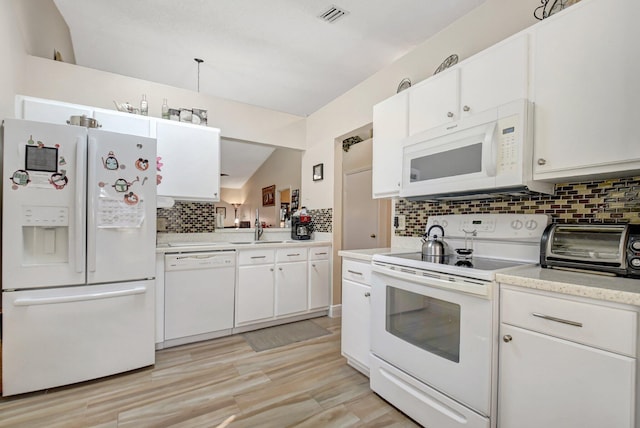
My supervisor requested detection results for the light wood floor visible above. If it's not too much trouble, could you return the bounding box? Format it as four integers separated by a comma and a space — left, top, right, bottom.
0, 317, 419, 427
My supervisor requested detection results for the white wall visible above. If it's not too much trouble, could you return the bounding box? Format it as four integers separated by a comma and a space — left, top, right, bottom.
18, 56, 307, 150
239, 148, 302, 227
0, 0, 26, 119
11, 0, 75, 63
302, 0, 541, 210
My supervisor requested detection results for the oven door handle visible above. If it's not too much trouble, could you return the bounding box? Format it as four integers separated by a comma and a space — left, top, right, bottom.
372, 264, 490, 298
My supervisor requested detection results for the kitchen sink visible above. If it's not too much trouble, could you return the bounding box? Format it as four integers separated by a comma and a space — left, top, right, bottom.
230, 240, 284, 244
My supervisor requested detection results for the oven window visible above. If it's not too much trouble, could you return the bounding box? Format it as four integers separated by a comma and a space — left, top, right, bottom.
409, 143, 482, 182
386, 287, 461, 363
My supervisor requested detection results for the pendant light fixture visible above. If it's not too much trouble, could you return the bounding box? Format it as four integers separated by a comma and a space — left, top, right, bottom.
194, 58, 204, 92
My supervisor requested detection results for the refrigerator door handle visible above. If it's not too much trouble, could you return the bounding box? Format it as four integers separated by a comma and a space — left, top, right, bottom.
75, 137, 87, 273
13, 286, 148, 306
87, 135, 97, 273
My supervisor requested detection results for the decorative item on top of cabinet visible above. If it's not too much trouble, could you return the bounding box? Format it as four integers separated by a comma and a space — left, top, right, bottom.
433, 54, 458, 74
534, 0, 582, 20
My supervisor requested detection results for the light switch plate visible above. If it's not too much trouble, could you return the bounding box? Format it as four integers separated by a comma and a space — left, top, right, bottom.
395, 215, 406, 231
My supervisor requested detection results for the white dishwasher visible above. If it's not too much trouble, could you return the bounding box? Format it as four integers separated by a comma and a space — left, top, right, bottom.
164, 251, 236, 346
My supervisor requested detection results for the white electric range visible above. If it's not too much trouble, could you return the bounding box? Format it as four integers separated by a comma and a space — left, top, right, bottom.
369, 213, 549, 428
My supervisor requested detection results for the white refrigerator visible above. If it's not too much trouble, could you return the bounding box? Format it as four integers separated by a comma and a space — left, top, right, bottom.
1, 118, 156, 396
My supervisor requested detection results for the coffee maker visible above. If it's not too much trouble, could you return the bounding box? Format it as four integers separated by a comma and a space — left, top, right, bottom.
291, 211, 313, 240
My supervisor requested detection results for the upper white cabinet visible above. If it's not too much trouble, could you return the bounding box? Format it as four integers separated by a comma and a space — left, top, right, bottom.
409, 34, 529, 136
17, 95, 93, 124
155, 120, 221, 202
372, 91, 408, 198
93, 108, 153, 137
532, 0, 640, 181
408, 70, 459, 135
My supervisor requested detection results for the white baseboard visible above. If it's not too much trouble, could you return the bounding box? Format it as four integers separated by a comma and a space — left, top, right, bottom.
329, 304, 342, 318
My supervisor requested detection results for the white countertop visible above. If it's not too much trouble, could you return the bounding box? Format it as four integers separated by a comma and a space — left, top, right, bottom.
157, 240, 331, 254
497, 265, 640, 306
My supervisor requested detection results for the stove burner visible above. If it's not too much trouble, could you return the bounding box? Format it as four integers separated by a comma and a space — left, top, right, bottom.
455, 260, 474, 268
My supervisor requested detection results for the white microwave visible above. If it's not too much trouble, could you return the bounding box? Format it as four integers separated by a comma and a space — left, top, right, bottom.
400, 99, 554, 200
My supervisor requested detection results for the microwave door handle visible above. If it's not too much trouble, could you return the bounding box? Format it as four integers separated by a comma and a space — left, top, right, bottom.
483, 122, 498, 177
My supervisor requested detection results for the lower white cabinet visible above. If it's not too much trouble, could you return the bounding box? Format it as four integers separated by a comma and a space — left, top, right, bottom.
236, 264, 275, 325
341, 258, 372, 375
235, 245, 330, 328
498, 287, 637, 428
275, 261, 308, 316
309, 246, 331, 310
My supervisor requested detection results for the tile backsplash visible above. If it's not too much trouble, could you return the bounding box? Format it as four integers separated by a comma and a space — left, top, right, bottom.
395, 175, 640, 237
157, 204, 333, 234
157, 201, 216, 233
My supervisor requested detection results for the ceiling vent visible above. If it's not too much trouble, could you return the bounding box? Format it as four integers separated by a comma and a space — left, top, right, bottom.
318, 5, 349, 23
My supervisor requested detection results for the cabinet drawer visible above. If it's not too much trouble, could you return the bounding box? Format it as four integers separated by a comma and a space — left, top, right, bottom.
238, 249, 275, 265
342, 259, 371, 285
309, 246, 330, 260
276, 247, 308, 263
501, 288, 637, 356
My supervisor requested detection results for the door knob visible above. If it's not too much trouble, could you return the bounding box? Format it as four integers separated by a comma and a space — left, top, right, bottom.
447, 112, 454, 118
503, 335, 513, 343
537, 158, 547, 166
463, 105, 470, 112
370, 234, 376, 238
364, 292, 371, 297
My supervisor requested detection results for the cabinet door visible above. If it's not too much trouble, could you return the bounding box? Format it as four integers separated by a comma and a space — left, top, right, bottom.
460, 34, 529, 118
309, 259, 330, 310
236, 264, 275, 325
93, 108, 152, 137
408, 69, 459, 135
276, 261, 308, 316
156, 120, 221, 201
532, 0, 640, 180
372, 91, 408, 198
18, 96, 93, 125
499, 324, 635, 428
341, 279, 371, 373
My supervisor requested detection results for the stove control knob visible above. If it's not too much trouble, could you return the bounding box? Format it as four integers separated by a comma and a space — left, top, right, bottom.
503, 335, 513, 343
511, 220, 523, 230
630, 258, 640, 269
441, 220, 448, 228
525, 220, 538, 230
631, 241, 640, 252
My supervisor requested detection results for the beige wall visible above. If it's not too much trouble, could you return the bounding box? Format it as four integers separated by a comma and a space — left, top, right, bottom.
11, 0, 75, 63
235, 148, 303, 228
0, 0, 26, 119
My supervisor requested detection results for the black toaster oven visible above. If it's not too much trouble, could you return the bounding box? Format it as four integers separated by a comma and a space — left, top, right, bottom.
540, 223, 640, 278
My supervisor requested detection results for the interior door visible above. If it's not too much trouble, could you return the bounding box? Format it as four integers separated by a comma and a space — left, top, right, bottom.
343, 169, 383, 250
86, 129, 156, 284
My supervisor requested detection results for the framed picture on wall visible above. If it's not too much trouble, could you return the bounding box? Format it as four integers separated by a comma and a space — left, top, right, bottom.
262, 185, 276, 206
313, 163, 324, 181
291, 189, 299, 211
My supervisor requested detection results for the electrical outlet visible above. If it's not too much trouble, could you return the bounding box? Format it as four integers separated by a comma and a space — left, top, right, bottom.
157, 217, 168, 232
395, 215, 406, 231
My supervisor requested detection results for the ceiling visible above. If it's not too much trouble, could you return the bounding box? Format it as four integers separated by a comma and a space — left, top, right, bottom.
219, 139, 275, 189
53, 0, 486, 117
51, 0, 485, 189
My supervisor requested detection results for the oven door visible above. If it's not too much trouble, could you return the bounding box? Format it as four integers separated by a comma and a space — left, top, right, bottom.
370, 267, 495, 416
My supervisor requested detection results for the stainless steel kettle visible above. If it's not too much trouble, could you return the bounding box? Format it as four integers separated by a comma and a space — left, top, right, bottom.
421, 225, 450, 261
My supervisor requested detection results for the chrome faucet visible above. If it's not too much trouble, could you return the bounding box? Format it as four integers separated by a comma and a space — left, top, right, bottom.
254, 208, 264, 241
